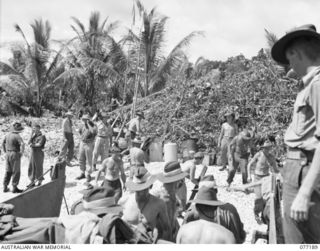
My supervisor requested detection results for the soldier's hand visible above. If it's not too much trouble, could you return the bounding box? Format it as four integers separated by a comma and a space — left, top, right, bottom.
290, 192, 312, 222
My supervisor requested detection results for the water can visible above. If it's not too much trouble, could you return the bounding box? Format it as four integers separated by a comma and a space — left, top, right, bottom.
164, 142, 178, 162
149, 137, 163, 162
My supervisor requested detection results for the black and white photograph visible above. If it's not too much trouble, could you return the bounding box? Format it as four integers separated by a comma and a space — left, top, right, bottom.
0, 0, 320, 247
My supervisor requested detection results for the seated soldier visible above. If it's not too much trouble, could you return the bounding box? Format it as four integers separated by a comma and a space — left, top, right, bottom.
119, 166, 171, 242
94, 146, 126, 203
183, 182, 246, 244
176, 220, 236, 244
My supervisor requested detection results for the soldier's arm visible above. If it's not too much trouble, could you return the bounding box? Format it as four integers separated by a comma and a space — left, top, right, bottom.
19, 136, 25, 154
109, 126, 113, 147
267, 153, 279, 173
118, 160, 126, 188
34, 135, 46, 148
218, 125, 224, 147
247, 152, 259, 178
228, 137, 236, 155
136, 119, 141, 135
199, 165, 208, 180
95, 159, 107, 185
2, 137, 6, 153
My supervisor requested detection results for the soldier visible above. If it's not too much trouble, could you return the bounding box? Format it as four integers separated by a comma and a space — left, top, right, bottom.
27, 124, 46, 187
94, 146, 126, 203
271, 24, 320, 243
157, 161, 188, 241
92, 112, 113, 170
218, 111, 238, 171
77, 114, 97, 182
120, 166, 171, 241
127, 111, 145, 140
183, 182, 246, 243
2, 122, 25, 193
59, 110, 74, 166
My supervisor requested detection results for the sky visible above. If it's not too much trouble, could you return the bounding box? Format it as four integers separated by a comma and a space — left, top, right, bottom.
1, 0, 320, 62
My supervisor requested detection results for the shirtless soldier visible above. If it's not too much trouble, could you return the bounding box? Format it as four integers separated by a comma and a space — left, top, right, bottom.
94, 146, 126, 203
119, 166, 172, 242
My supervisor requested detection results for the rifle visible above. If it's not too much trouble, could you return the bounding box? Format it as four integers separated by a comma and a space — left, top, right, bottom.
185, 182, 199, 210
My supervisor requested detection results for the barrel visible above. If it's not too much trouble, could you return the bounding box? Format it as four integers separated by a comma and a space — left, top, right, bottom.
149, 137, 163, 162
164, 142, 178, 162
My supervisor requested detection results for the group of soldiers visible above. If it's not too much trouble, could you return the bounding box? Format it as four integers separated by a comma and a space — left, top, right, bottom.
2, 122, 46, 193
2, 22, 320, 244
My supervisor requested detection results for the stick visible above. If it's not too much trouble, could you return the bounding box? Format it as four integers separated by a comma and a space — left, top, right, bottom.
231, 180, 263, 191
63, 194, 70, 215
111, 113, 121, 128
116, 113, 129, 141
24, 166, 54, 192
185, 183, 199, 211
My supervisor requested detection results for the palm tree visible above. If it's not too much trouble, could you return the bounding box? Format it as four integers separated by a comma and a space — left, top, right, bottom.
128, 0, 204, 96
54, 11, 128, 111
0, 19, 65, 116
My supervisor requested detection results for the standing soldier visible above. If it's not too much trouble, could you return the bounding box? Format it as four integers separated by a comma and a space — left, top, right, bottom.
218, 110, 238, 171
2, 122, 25, 193
226, 128, 253, 189
127, 111, 145, 140
271, 24, 320, 243
77, 114, 97, 182
92, 112, 113, 171
27, 124, 46, 187
59, 110, 74, 166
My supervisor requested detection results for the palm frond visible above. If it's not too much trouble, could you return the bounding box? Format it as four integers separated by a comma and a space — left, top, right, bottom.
70, 25, 85, 42
89, 11, 100, 33
265, 29, 278, 49
53, 68, 85, 84
136, 0, 146, 17
30, 19, 51, 49
83, 57, 122, 80
105, 20, 120, 34
7, 74, 30, 88
71, 16, 87, 38
169, 31, 204, 55
107, 37, 128, 72
100, 17, 109, 31
14, 24, 31, 49
0, 75, 29, 98
45, 37, 78, 81
0, 62, 23, 76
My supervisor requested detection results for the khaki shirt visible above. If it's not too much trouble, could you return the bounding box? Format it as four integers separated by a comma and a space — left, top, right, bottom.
284, 67, 320, 150
96, 121, 112, 138
222, 122, 238, 138
128, 118, 141, 134
62, 118, 73, 134
3, 132, 24, 152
